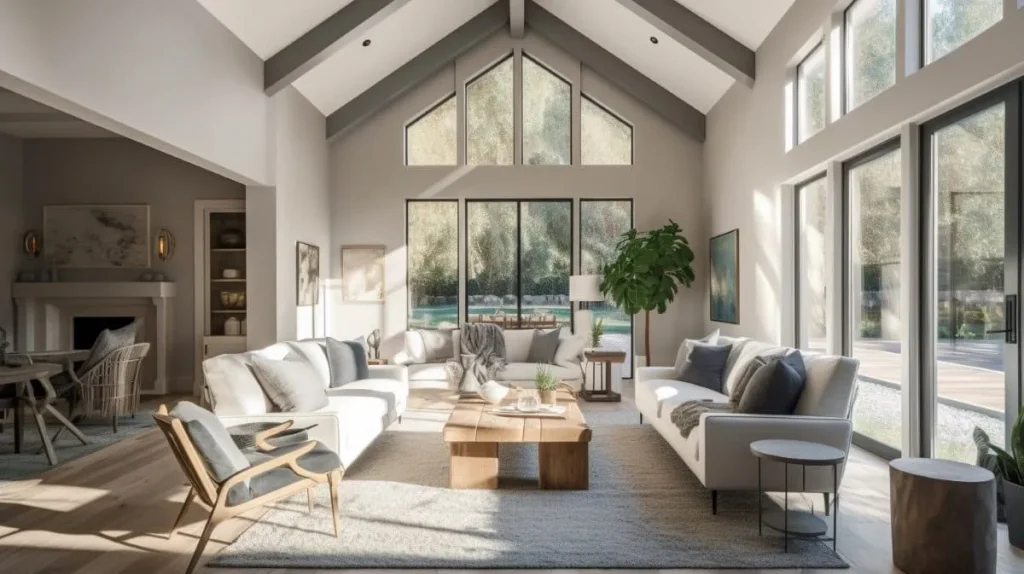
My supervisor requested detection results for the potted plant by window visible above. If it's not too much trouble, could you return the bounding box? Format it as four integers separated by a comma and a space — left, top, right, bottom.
985, 408, 1024, 549
535, 366, 559, 406
590, 318, 604, 349
599, 221, 696, 368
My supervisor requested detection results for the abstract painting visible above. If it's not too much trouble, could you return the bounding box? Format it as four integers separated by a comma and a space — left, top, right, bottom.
710, 229, 739, 324
342, 245, 385, 303
296, 242, 320, 306
43, 205, 150, 268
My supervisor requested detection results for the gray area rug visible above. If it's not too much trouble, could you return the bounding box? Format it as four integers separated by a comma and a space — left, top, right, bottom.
0, 411, 155, 486
211, 425, 848, 569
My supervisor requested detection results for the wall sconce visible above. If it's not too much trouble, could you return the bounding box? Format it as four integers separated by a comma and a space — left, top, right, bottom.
22, 231, 41, 258
156, 228, 176, 261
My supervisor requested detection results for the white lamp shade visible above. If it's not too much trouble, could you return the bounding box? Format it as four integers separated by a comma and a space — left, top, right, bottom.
569, 274, 604, 302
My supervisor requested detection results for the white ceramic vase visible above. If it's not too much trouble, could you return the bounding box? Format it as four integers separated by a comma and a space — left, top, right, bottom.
479, 380, 510, 404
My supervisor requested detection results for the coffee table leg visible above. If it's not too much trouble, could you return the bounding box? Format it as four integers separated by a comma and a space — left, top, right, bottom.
539, 442, 589, 490
449, 442, 498, 489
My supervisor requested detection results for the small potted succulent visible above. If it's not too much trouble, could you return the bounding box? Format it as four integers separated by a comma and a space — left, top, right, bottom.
590, 318, 604, 349
982, 408, 1024, 549
535, 365, 559, 406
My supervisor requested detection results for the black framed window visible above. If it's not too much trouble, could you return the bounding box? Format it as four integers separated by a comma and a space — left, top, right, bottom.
522, 54, 571, 165
844, 0, 897, 112
581, 199, 634, 372
466, 55, 514, 165
405, 94, 456, 166
795, 174, 829, 353
466, 199, 573, 329
407, 200, 459, 329
581, 94, 633, 165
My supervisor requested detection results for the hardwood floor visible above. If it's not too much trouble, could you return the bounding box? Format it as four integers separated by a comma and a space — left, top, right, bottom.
0, 387, 1021, 574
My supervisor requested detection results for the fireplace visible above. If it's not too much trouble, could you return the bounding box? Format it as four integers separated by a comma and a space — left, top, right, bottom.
73, 316, 136, 351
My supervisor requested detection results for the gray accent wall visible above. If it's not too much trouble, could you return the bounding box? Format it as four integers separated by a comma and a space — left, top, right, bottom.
327, 31, 706, 365
0, 133, 22, 335
21, 138, 245, 392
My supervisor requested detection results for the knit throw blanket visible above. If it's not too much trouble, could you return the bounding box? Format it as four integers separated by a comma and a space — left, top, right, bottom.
670, 400, 735, 439
460, 323, 507, 381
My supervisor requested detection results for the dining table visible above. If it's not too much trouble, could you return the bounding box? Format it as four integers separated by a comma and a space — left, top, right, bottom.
0, 361, 91, 465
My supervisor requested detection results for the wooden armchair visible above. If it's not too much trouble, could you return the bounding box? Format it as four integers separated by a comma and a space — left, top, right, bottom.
154, 404, 344, 574
80, 343, 150, 432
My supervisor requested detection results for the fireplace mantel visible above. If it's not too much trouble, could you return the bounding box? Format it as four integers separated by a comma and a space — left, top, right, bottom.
13, 281, 176, 395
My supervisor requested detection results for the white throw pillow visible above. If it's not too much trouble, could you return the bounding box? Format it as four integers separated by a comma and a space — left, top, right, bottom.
553, 334, 587, 368
673, 329, 721, 379
250, 355, 328, 412
402, 330, 427, 364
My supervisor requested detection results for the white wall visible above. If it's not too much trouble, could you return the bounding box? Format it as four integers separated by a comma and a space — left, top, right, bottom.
703, 1, 1024, 343
0, 0, 270, 185
0, 134, 22, 336
21, 138, 245, 392
329, 31, 705, 366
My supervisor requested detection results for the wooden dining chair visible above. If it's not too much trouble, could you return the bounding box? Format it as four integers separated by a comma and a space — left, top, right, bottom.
154, 403, 344, 574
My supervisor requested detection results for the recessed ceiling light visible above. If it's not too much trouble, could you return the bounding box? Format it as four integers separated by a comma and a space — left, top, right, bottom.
362, 39, 371, 47
650, 36, 658, 44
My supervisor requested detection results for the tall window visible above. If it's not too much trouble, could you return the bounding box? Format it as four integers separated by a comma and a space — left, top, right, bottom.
845, 0, 897, 111
405, 94, 457, 166
846, 144, 903, 454
523, 55, 571, 165
581, 199, 634, 371
925, 0, 1002, 64
796, 176, 829, 353
581, 95, 632, 165
466, 200, 572, 329
407, 201, 459, 328
467, 56, 514, 165
797, 43, 827, 143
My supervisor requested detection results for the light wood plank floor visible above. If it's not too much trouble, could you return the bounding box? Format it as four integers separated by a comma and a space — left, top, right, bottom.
0, 386, 1021, 574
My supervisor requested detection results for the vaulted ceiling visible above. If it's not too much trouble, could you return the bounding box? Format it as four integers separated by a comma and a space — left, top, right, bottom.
196, 0, 795, 141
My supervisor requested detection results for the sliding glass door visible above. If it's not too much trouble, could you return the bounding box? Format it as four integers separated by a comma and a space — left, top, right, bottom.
922, 85, 1021, 460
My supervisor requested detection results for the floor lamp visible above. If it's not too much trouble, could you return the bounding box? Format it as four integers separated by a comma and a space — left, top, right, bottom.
570, 275, 603, 347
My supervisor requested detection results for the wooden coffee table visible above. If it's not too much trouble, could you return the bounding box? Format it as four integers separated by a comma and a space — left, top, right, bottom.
442, 390, 591, 490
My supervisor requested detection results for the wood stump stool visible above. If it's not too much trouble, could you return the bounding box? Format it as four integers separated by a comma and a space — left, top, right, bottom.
890, 458, 996, 574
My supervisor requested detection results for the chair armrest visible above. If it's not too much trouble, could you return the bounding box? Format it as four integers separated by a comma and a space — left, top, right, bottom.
220, 440, 319, 495
368, 364, 408, 384
251, 420, 294, 451
218, 413, 341, 456
636, 366, 676, 383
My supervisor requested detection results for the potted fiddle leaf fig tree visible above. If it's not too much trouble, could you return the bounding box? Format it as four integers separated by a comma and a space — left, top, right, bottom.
599, 221, 696, 367
986, 408, 1024, 549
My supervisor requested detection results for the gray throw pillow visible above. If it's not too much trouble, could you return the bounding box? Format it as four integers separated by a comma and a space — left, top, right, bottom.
730, 349, 788, 403
676, 341, 732, 392
325, 337, 370, 387
527, 328, 561, 364
673, 329, 721, 379
77, 321, 139, 376
737, 352, 807, 415
170, 401, 250, 483
420, 329, 455, 362
250, 355, 328, 412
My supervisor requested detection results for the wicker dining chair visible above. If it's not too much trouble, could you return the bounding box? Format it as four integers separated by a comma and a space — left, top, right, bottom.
79, 342, 150, 433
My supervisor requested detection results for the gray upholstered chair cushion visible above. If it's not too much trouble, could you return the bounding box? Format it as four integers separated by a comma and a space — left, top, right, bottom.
325, 337, 369, 387
77, 321, 139, 376
737, 352, 807, 415
526, 328, 561, 364
250, 356, 329, 412
170, 401, 250, 483
226, 441, 341, 505
676, 341, 733, 392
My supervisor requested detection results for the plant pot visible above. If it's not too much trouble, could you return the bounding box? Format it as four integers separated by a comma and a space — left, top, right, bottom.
1006, 479, 1024, 550
538, 390, 557, 406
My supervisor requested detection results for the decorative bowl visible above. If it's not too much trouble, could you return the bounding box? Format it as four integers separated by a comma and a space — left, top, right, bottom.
219, 229, 244, 247
479, 380, 510, 405
222, 268, 240, 279
219, 291, 246, 309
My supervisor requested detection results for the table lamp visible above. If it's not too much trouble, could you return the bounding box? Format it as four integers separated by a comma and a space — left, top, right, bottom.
569, 274, 603, 345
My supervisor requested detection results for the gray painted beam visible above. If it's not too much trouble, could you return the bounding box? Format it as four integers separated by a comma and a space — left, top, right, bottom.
326, 1, 509, 140
525, 1, 705, 141
615, 0, 755, 86
510, 0, 525, 39
264, 0, 413, 95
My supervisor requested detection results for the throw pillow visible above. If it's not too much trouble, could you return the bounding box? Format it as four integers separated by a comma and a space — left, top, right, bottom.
676, 341, 733, 392
325, 337, 370, 387
672, 329, 721, 380
170, 401, 250, 483
420, 329, 455, 362
730, 349, 789, 403
737, 352, 807, 415
250, 355, 329, 412
77, 320, 140, 376
553, 333, 587, 369
526, 328, 561, 364
403, 330, 427, 364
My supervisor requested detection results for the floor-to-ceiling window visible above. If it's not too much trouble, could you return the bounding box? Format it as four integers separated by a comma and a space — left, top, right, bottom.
407, 200, 460, 329
845, 142, 903, 455
466, 199, 572, 329
581, 199, 634, 372
796, 175, 829, 353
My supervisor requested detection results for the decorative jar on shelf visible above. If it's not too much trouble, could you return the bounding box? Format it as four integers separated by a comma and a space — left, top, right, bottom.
224, 317, 241, 336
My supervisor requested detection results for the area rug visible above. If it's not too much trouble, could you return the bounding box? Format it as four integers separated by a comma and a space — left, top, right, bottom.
211, 425, 848, 569
0, 411, 155, 486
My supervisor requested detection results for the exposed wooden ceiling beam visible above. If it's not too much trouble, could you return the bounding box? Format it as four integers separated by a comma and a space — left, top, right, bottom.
615, 0, 755, 86
510, 0, 525, 39
525, 0, 705, 141
326, 0, 509, 140
264, 0, 413, 95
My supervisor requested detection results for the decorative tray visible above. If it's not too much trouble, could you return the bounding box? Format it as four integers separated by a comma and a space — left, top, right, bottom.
491, 404, 568, 419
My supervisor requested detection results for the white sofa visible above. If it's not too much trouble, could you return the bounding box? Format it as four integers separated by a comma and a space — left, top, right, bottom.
396, 328, 585, 390
202, 339, 408, 468
635, 336, 859, 513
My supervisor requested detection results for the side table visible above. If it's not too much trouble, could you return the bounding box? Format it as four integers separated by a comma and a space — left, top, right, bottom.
750, 439, 845, 553
367, 358, 389, 366
580, 350, 626, 402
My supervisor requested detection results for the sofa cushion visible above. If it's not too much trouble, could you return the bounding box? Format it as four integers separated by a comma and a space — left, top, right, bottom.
795, 355, 860, 417
406, 362, 451, 382
672, 329, 720, 379
677, 341, 732, 392
527, 328, 562, 364
642, 379, 730, 422
284, 340, 333, 389
171, 401, 250, 483
496, 362, 581, 383
251, 355, 329, 412
203, 343, 294, 416
553, 333, 587, 368
737, 353, 806, 415
730, 349, 789, 403
325, 337, 370, 387
421, 329, 456, 362
502, 329, 533, 362
325, 377, 408, 416
721, 339, 786, 396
